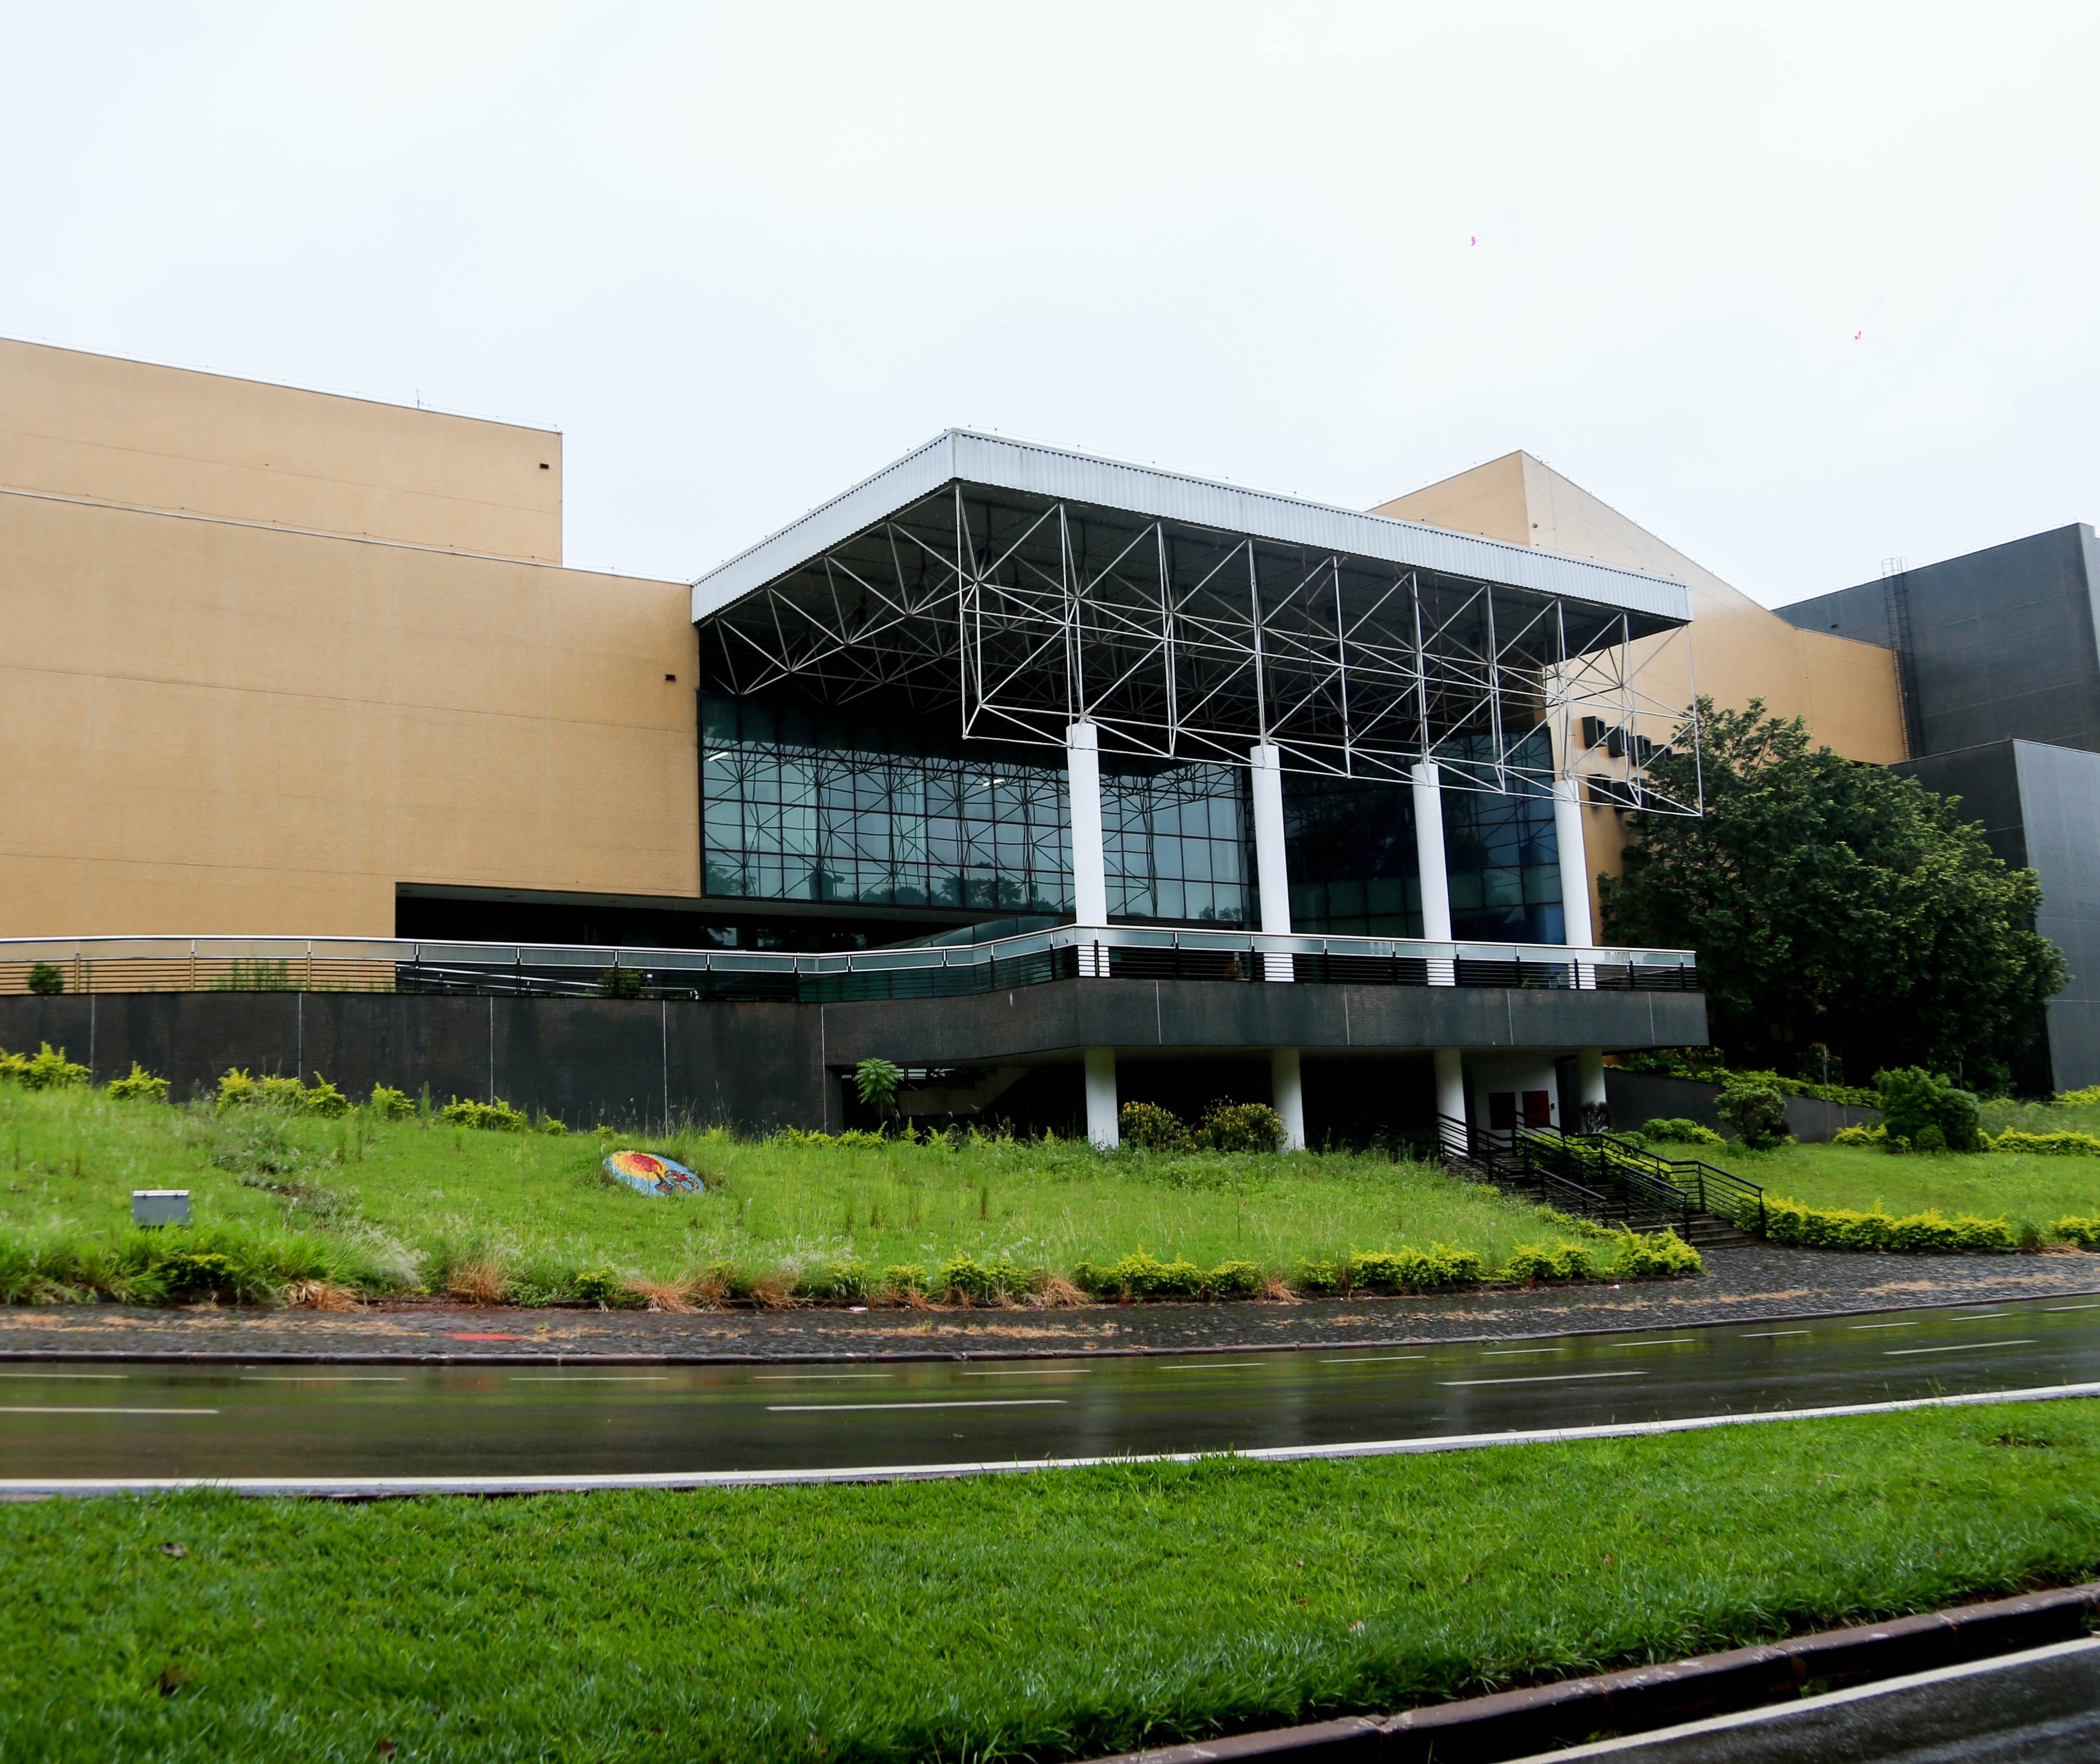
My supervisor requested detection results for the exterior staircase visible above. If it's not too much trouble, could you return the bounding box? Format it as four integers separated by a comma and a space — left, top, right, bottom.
1438, 1115, 1762, 1249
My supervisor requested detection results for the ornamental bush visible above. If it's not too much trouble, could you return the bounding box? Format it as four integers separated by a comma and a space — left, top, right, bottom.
1633, 1117, 1725, 1147
1875, 1066, 1983, 1152
441, 1097, 531, 1132
1502, 1241, 1600, 1282
1606, 1228, 1704, 1278
1347, 1245, 1484, 1291
1990, 1129, 2100, 1157
368, 1084, 415, 1120
1833, 1124, 1886, 1147
1718, 1080, 1791, 1149
1118, 1101, 1194, 1151
106, 1062, 170, 1103
1754, 1194, 2015, 1253
2053, 1216, 2100, 1248
1, 1044, 91, 1091
1199, 1101, 1286, 1153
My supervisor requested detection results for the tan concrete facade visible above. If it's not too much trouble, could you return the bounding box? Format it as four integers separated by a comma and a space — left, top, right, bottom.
0, 339, 564, 564
1375, 452, 1909, 928
0, 343, 694, 939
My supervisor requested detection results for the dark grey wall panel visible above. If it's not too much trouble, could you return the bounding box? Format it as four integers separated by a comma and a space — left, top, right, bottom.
2009, 741, 2100, 1091
0, 982, 1705, 1133
1607, 1071, 1879, 1143
1894, 741, 2029, 868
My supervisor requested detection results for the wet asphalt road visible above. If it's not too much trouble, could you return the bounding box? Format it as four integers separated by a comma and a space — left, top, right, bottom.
1, 1295, 2095, 1489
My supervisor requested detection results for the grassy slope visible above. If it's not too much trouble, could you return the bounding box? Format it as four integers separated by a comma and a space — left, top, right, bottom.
3, 1400, 2096, 1762
0, 1087, 1610, 1292
1647, 1136, 2100, 1225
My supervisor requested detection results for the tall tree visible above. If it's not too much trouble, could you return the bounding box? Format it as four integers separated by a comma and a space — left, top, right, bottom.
1600, 700, 2064, 1093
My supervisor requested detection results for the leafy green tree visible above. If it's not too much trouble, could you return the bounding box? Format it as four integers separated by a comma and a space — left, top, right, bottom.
1601, 700, 2064, 1093
1718, 1080, 1791, 1149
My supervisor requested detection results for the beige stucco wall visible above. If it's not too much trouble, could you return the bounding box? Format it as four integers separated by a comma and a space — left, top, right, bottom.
0, 489, 694, 938
1374, 451, 1908, 935
0, 339, 563, 563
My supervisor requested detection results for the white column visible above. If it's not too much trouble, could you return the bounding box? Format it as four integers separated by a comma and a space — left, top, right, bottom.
1577, 1046, 1609, 1133
1068, 721, 1109, 976
1412, 760, 1454, 983
1552, 777, 1595, 950
1248, 742, 1293, 982
1084, 1047, 1119, 1149
1433, 1046, 1467, 1155
1270, 1046, 1305, 1151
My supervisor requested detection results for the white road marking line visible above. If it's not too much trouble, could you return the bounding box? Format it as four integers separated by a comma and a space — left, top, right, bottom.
2046, 1304, 2100, 1312
963, 1367, 1089, 1376
1480, 1348, 1564, 1357
1850, 1322, 1923, 1330
766, 1399, 1066, 1413
1886, 1339, 2038, 1357
0, 1406, 218, 1416
1323, 1355, 1430, 1364
1951, 1312, 2010, 1320
1738, 1330, 1811, 1339
1609, 1338, 1696, 1349
1439, 1371, 1649, 1387
509, 1376, 671, 1383
242, 1376, 408, 1383
1157, 1361, 1268, 1372
752, 1372, 893, 1382
0, 1372, 129, 1380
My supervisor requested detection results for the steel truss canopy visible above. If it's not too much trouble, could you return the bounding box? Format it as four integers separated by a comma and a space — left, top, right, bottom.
692, 431, 1700, 807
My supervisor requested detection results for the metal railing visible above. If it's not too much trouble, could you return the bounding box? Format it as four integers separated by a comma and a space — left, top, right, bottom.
0, 927, 1699, 1003
1506, 1121, 1765, 1234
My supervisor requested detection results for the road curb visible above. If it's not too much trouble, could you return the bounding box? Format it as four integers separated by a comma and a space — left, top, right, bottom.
1084, 1582, 2100, 1762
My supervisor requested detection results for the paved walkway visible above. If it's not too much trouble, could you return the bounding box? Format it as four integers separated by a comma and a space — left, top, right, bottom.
1, 1245, 2093, 1362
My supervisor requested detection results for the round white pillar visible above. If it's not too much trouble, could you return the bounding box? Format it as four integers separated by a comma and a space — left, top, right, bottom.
1412, 762, 1454, 985
1068, 721, 1110, 977
1432, 1046, 1467, 1154
1577, 1046, 1609, 1133
1084, 1047, 1119, 1149
1551, 777, 1595, 950
1270, 1046, 1306, 1151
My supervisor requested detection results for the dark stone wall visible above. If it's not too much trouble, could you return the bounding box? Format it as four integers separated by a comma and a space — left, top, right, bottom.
0, 980, 1706, 1137
1607, 1070, 1880, 1143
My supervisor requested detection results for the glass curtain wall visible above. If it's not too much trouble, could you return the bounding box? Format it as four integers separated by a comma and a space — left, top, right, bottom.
700, 694, 1248, 924
1285, 728, 1565, 943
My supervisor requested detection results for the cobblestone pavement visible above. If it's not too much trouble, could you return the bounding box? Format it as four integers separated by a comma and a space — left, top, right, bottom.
0, 1246, 2094, 1363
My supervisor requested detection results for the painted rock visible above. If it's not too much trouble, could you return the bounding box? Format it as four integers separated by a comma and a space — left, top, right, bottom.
604, 1150, 707, 1196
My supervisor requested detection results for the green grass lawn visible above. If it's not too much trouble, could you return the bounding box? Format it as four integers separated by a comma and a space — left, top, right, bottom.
2, 1399, 2095, 1762
1644, 1137, 2100, 1227
0, 1085, 1626, 1301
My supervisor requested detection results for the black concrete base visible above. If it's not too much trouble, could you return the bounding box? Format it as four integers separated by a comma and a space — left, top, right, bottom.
0, 980, 1706, 1136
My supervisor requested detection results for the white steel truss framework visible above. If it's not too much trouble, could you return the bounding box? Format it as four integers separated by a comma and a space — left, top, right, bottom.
698, 483, 1703, 811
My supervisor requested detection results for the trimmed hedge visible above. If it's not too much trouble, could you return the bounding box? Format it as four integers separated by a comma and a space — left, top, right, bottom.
2053, 1216, 2100, 1249
1991, 1129, 2100, 1157
1751, 1194, 2017, 1253
1615, 1050, 1878, 1108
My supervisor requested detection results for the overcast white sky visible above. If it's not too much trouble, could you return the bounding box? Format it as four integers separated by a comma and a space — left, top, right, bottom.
4, 3, 2094, 600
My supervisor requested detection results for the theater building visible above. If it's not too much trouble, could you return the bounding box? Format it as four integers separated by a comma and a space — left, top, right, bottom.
0, 338, 1947, 1134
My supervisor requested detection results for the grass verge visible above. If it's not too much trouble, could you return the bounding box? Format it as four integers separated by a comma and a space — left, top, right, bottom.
0, 1084, 1679, 1306
2, 1398, 2096, 1762
1645, 1136, 2099, 1234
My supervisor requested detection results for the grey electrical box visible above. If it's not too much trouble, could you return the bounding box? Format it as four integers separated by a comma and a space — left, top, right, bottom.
132, 1190, 190, 1228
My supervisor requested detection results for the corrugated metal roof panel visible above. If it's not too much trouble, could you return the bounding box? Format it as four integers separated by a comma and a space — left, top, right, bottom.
690, 430, 1692, 625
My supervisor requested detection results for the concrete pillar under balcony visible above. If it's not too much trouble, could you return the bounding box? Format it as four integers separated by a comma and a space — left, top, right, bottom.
1270, 1046, 1305, 1151
1433, 1046, 1467, 1153
1084, 1046, 1119, 1149
1577, 1046, 1609, 1133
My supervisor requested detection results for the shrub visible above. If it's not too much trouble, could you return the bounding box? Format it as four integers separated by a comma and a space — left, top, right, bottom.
257, 1075, 308, 1108
538, 1115, 568, 1136
1347, 1245, 1484, 1292
1292, 1259, 1340, 1295
937, 1255, 1034, 1303
106, 1062, 170, 1103
1875, 1067, 1983, 1152
25, 961, 65, 996
796, 1260, 871, 1302
1200, 1101, 1286, 1153
2053, 1216, 2100, 1248
1718, 1081, 1791, 1149
300, 1073, 350, 1118
1205, 1260, 1262, 1297
1833, 1124, 1887, 1147
1606, 1228, 1704, 1278
598, 966, 645, 1000
216, 1068, 260, 1110
1755, 1194, 2016, 1253
2056, 1085, 2100, 1106
1119, 1100, 1194, 1151
1614, 1049, 1879, 1108
1635, 1117, 1724, 1147
1073, 1252, 1206, 1300
853, 1059, 903, 1116
441, 1097, 531, 1132
1, 1044, 91, 1091
368, 1084, 414, 1120
1990, 1129, 2100, 1157
570, 1265, 639, 1308
1501, 1241, 1600, 1282
879, 1264, 927, 1298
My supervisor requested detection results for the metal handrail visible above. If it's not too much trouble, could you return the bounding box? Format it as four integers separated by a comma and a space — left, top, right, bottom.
1512, 1122, 1766, 1234
0, 927, 1700, 1000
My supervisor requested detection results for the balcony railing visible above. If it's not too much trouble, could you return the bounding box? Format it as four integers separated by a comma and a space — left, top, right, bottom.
0, 927, 1699, 1004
